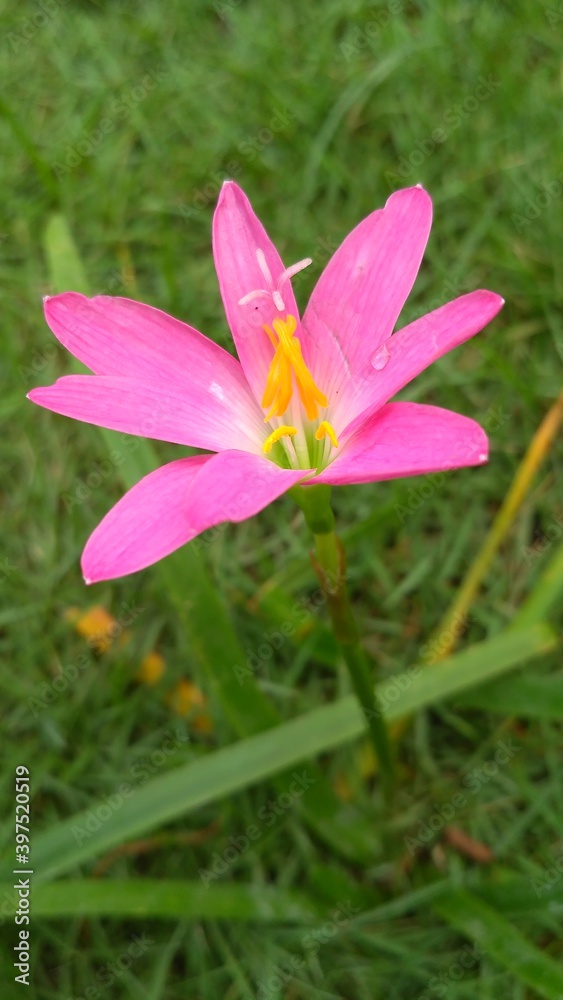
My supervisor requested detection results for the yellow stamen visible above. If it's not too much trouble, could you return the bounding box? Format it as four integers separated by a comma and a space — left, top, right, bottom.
315, 421, 339, 448
261, 315, 328, 421
263, 424, 298, 454
263, 347, 292, 421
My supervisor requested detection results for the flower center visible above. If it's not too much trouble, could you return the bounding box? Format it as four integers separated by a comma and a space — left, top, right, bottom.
238, 252, 339, 471
261, 315, 328, 422
260, 314, 339, 468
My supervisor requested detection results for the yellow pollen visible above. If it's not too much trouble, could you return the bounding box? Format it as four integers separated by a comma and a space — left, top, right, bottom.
315, 421, 339, 448
261, 314, 328, 421
263, 424, 298, 454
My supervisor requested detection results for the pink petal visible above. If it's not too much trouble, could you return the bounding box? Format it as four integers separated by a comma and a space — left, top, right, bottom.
339, 290, 504, 439
82, 451, 307, 582
28, 375, 264, 454
43, 294, 258, 418
212, 181, 300, 407
82, 455, 209, 583
309, 402, 488, 486
302, 186, 433, 411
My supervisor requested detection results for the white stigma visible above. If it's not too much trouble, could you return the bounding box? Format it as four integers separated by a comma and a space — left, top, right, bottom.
238, 249, 313, 312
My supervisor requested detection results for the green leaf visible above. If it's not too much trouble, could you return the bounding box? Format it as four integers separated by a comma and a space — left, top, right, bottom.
455, 540, 563, 718
479, 873, 563, 918
14, 623, 555, 884
8, 871, 563, 924
433, 889, 563, 1000
513, 538, 563, 629
456, 670, 563, 718
44, 214, 89, 294
0, 880, 320, 922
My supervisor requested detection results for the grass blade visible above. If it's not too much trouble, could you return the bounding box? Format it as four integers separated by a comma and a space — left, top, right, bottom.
11, 623, 555, 883
433, 889, 563, 1000
512, 538, 563, 629
455, 670, 563, 719
0, 880, 320, 922
425, 391, 563, 658
455, 539, 563, 717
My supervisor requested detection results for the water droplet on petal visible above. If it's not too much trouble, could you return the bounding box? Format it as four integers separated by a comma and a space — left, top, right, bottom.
370, 343, 390, 371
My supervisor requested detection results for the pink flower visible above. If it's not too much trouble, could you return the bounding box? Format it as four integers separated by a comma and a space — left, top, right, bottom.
28, 182, 503, 583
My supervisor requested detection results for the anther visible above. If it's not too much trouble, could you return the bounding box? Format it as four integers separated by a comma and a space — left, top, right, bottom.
263, 425, 298, 454
315, 421, 339, 448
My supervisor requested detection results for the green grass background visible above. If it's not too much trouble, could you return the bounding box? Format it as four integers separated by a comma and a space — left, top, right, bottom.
1, 0, 562, 997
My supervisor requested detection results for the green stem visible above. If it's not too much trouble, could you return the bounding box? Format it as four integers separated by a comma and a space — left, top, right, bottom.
291, 486, 395, 800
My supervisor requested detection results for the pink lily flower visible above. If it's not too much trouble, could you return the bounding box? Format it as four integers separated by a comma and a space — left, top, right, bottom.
28, 182, 503, 583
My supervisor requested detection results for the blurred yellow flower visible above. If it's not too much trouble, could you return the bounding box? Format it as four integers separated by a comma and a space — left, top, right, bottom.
166, 679, 213, 732
64, 604, 127, 654
137, 650, 165, 686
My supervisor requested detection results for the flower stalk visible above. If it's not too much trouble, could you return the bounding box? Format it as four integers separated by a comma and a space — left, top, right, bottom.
291, 486, 395, 799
